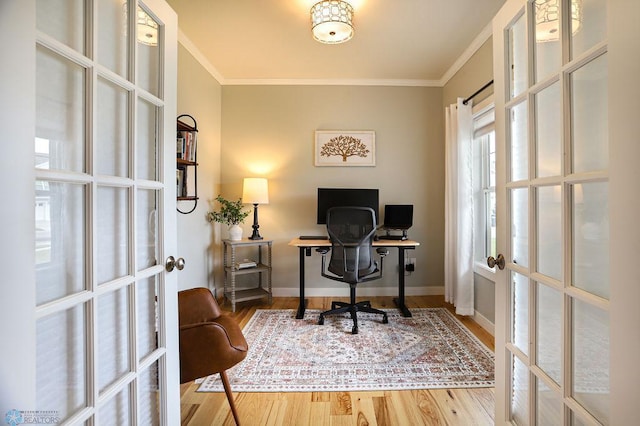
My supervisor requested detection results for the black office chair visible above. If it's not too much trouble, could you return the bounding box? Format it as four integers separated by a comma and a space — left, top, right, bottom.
317, 206, 389, 334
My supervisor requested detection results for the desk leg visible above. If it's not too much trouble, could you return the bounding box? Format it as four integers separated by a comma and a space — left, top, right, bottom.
393, 246, 413, 317
296, 247, 309, 319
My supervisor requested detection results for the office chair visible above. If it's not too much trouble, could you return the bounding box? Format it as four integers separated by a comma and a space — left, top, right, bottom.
178, 288, 248, 425
317, 206, 389, 334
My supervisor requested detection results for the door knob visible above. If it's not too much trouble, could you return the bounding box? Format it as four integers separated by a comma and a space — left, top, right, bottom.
487, 254, 505, 270
165, 256, 186, 272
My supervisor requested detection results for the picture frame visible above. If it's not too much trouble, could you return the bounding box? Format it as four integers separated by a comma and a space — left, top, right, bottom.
314, 130, 376, 167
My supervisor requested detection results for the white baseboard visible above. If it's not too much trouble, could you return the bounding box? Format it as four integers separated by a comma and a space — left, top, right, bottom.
473, 309, 495, 336
271, 286, 444, 298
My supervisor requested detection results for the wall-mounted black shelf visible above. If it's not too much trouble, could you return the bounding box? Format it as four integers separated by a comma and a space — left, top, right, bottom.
176, 114, 198, 214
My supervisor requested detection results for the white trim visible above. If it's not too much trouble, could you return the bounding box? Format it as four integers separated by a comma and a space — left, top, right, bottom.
474, 261, 496, 282
271, 286, 444, 298
473, 309, 495, 336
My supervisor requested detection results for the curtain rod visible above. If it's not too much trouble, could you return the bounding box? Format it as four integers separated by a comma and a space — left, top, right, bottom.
462, 80, 494, 105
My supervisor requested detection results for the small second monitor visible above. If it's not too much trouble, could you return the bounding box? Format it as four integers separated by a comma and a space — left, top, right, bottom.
383, 204, 413, 230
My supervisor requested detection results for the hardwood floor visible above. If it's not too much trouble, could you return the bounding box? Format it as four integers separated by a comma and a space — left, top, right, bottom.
180, 296, 495, 425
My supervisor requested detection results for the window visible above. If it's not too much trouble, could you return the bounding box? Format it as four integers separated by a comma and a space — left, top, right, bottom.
472, 102, 496, 275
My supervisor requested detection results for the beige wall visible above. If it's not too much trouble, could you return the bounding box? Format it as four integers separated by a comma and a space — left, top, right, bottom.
443, 36, 496, 324
443, 38, 494, 108
218, 85, 445, 295
176, 44, 222, 291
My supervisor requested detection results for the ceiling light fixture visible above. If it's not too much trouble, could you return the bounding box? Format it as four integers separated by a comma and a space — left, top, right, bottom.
535, 0, 582, 42
311, 0, 354, 44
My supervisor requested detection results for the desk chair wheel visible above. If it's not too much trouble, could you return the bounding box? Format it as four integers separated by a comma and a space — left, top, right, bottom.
352, 326, 358, 334
382, 313, 389, 324
318, 315, 325, 325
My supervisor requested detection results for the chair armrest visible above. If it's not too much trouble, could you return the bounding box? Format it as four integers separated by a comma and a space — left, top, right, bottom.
376, 247, 389, 256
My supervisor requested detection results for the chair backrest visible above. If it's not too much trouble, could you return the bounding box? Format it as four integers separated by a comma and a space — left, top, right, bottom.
326, 206, 377, 282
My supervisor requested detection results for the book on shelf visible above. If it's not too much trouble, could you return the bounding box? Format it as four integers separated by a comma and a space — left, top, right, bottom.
176, 169, 184, 197
178, 130, 197, 162
235, 259, 257, 269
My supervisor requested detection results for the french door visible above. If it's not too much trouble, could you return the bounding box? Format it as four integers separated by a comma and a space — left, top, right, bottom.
0, 0, 179, 424
493, 0, 639, 424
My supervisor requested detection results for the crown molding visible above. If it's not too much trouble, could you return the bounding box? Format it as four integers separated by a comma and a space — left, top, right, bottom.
177, 29, 224, 84
222, 78, 441, 87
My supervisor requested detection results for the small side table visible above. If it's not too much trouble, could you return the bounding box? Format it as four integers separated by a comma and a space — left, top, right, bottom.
222, 239, 273, 312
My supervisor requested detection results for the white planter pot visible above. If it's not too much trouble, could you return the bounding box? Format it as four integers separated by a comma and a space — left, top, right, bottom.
228, 224, 243, 241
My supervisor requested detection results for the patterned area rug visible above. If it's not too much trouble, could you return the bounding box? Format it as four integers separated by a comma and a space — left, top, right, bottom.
197, 308, 494, 393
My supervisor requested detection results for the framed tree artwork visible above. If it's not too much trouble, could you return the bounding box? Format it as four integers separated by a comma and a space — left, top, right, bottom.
314, 130, 376, 166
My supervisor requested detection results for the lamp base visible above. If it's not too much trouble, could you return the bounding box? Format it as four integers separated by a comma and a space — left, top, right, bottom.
248, 204, 263, 240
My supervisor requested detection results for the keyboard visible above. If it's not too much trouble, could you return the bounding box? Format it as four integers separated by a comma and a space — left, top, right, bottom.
299, 235, 329, 240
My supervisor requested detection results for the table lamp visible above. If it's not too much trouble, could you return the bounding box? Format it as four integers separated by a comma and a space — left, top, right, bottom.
242, 177, 269, 240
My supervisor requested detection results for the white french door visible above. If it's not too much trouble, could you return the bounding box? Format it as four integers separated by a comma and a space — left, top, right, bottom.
493, 0, 639, 425
0, 0, 179, 424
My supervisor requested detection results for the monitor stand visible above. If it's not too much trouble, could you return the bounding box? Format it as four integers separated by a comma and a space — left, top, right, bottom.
380, 229, 408, 240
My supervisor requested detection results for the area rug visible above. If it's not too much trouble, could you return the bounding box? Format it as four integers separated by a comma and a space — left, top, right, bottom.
197, 308, 494, 393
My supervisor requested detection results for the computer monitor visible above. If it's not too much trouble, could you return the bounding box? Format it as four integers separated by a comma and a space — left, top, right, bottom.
383, 204, 413, 230
316, 188, 379, 225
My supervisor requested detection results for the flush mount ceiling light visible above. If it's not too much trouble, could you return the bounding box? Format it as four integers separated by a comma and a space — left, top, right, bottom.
311, 0, 354, 44
535, 0, 582, 42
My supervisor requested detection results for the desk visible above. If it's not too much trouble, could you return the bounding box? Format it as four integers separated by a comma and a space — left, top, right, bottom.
288, 238, 420, 319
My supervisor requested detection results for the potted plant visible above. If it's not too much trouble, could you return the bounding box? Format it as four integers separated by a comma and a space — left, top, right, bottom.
206, 195, 250, 241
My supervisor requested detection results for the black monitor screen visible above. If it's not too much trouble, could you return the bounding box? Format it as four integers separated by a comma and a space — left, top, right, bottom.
383, 204, 413, 230
317, 188, 379, 225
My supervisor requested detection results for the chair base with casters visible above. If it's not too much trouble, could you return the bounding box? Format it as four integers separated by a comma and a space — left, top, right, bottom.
178, 288, 248, 425
318, 285, 388, 334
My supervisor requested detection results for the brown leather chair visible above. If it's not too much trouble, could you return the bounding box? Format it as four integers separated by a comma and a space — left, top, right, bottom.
178, 288, 248, 425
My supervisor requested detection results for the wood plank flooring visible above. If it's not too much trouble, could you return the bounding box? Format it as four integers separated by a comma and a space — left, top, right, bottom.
180, 296, 495, 426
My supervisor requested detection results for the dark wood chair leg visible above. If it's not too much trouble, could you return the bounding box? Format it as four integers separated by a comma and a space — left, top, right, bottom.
220, 370, 241, 425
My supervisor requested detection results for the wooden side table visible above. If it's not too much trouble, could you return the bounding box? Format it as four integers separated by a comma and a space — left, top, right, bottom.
222, 239, 273, 312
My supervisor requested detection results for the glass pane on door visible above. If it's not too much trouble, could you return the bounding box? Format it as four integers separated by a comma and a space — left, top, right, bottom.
572, 299, 610, 423
533, 0, 561, 81
137, 189, 159, 270
536, 282, 562, 384
571, 0, 607, 59
137, 98, 159, 181
571, 54, 608, 173
35, 181, 86, 305
512, 272, 529, 356
537, 377, 562, 425
572, 182, 609, 299
138, 361, 161, 425
36, 305, 87, 423
98, 0, 129, 78
99, 386, 132, 426
97, 186, 130, 284
537, 185, 562, 280
36, 0, 85, 54
137, 276, 159, 360
98, 287, 131, 393
535, 82, 562, 178
510, 101, 529, 182
511, 188, 529, 267
511, 354, 529, 425
97, 77, 129, 177
36, 46, 85, 173
508, 12, 528, 99
137, 6, 161, 97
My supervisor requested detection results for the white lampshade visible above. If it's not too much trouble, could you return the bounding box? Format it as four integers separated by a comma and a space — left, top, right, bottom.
311, 0, 354, 44
242, 178, 269, 205
535, 0, 582, 43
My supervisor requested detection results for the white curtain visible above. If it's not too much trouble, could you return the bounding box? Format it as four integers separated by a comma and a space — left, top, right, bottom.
444, 98, 474, 316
